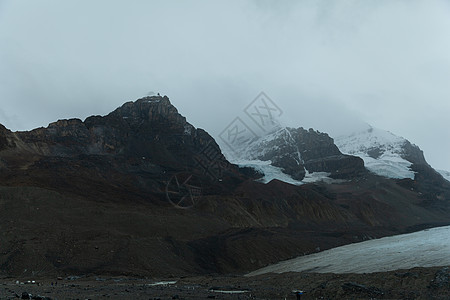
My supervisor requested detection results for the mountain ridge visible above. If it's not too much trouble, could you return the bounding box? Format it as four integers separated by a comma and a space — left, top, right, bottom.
0, 95, 449, 278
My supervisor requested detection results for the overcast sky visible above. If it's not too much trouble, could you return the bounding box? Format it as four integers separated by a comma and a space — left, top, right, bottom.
1, 0, 449, 170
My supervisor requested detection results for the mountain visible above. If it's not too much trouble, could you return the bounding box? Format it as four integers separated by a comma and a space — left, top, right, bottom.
224, 122, 450, 213
335, 126, 450, 212
0, 96, 243, 200
224, 126, 366, 183
0, 95, 449, 278
334, 126, 424, 180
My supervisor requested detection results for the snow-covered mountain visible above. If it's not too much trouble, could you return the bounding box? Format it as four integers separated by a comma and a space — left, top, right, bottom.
219, 112, 449, 187
334, 126, 450, 184
334, 126, 418, 179
222, 126, 366, 184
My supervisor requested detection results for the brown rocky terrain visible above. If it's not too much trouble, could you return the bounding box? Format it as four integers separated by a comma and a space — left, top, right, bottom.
0, 95, 449, 287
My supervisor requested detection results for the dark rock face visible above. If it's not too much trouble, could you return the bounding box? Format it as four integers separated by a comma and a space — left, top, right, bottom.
290, 128, 365, 179
14, 97, 225, 169
290, 128, 341, 161
397, 140, 450, 211
0, 125, 9, 151
0, 96, 238, 190
401, 140, 428, 165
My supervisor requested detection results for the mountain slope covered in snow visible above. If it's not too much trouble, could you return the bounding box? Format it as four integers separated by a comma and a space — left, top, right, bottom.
334, 127, 417, 179
223, 126, 365, 184
334, 125, 450, 185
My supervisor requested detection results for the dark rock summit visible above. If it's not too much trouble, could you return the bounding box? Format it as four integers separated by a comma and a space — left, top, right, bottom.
0, 96, 239, 199
3, 96, 227, 171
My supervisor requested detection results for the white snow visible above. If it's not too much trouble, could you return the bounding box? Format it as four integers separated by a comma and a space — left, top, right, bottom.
335, 127, 416, 179
284, 127, 303, 165
222, 127, 293, 162
147, 281, 177, 286
232, 159, 337, 185
183, 124, 193, 135
234, 159, 304, 185
359, 154, 415, 179
247, 225, 450, 275
233, 127, 286, 160
302, 170, 338, 184
209, 289, 249, 294
437, 169, 450, 182
142, 96, 161, 103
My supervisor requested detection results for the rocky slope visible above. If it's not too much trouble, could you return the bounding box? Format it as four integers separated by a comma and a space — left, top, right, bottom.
0, 96, 449, 278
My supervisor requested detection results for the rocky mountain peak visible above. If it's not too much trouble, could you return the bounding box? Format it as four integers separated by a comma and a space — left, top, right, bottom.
109, 96, 184, 124
0, 96, 237, 187
84, 95, 190, 133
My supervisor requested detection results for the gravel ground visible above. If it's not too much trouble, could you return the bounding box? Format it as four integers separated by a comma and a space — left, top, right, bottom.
1, 266, 449, 299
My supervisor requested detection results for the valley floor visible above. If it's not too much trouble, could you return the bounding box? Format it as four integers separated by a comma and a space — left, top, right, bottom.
1, 266, 449, 300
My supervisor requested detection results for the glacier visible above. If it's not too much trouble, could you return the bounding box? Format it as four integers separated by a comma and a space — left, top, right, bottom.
438, 169, 450, 182
335, 127, 416, 179
233, 159, 304, 185
248, 225, 450, 275
233, 159, 335, 185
